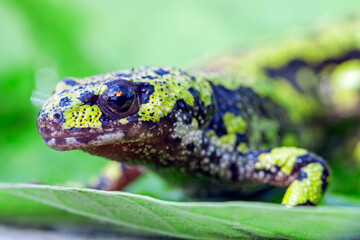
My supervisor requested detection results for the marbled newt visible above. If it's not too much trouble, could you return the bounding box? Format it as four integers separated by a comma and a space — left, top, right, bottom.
37, 19, 360, 206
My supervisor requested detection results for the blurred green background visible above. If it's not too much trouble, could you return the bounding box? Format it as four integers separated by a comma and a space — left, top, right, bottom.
1, 0, 360, 192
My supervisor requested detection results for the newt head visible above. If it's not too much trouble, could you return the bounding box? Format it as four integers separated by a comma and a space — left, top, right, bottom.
37, 66, 214, 153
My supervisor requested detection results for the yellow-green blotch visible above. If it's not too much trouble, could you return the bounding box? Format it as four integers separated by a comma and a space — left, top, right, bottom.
191, 75, 213, 107
206, 113, 247, 149
219, 134, 237, 147
206, 131, 235, 148
135, 75, 195, 122
255, 147, 307, 175
237, 142, 249, 153
282, 163, 324, 205
223, 112, 247, 134
63, 105, 102, 129
119, 118, 128, 124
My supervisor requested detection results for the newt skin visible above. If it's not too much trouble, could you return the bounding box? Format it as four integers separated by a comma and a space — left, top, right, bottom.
37, 19, 360, 206
37, 66, 330, 206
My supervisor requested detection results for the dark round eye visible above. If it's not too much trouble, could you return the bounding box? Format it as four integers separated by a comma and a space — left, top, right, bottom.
100, 84, 137, 115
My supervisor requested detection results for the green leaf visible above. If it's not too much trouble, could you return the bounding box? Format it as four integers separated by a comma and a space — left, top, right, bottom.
0, 183, 360, 239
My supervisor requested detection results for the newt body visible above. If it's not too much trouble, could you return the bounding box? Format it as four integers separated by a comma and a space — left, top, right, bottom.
37, 20, 360, 206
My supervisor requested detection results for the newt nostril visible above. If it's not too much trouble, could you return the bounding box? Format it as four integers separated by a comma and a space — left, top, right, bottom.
53, 113, 61, 121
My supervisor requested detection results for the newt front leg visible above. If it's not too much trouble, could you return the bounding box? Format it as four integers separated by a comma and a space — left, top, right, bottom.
247, 147, 329, 205
188, 139, 330, 205
91, 163, 146, 191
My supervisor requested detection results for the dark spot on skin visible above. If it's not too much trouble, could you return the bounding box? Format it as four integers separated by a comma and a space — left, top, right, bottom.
60, 90, 69, 95
295, 154, 314, 166
43, 138, 51, 143
55, 138, 66, 145
298, 171, 307, 181
235, 134, 248, 150
266, 60, 306, 91
59, 97, 71, 107
141, 75, 157, 79
186, 143, 195, 152
61, 78, 78, 86
174, 100, 193, 125
99, 114, 113, 125
154, 68, 170, 76
296, 153, 330, 193
78, 91, 98, 105
297, 201, 315, 206
208, 114, 227, 137
209, 150, 220, 164
136, 82, 155, 104
206, 83, 281, 144
188, 87, 213, 126
75, 86, 84, 91
320, 165, 330, 193
266, 50, 360, 92
229, 162, 239, 182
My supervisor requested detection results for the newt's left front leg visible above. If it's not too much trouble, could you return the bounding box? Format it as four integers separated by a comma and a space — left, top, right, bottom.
250, 147, 330, 206
90, 163, 146, 191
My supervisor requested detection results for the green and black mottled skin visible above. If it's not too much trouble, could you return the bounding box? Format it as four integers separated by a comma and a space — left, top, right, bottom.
37, 19, 360, 206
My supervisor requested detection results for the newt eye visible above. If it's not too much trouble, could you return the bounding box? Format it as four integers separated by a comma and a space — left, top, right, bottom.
100, 83, 137, 117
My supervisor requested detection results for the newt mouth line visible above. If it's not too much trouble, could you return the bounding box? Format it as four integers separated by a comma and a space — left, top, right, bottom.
42, 131, 126, 151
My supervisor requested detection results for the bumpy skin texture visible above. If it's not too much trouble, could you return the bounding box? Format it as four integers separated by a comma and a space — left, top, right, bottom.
37, 20, 360, 206
38, 65, 331, 206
